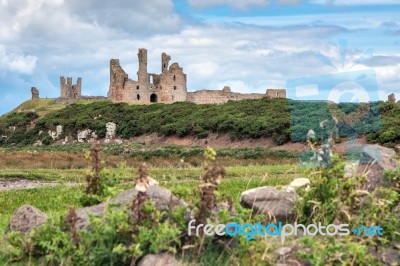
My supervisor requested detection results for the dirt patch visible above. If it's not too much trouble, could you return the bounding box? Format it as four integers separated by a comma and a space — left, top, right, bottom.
125, 133, 365, 154
0, 178, 80, 191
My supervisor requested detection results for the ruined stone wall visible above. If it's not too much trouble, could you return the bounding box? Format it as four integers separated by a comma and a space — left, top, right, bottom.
107, 48, 285, 105
108, 49, 187, 104
158, 62, 187, 103
266, 89, 286, 99
187, 88, 266, 104
60, 76, 82, 99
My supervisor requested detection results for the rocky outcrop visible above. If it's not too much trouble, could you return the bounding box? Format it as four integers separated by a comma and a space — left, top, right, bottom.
75, 185, 189, 229
7, 205, 48, 233
77, 129, 97, 143
240, 186, 298, 221
48, 125, 63, 140
105, 122, 117, 143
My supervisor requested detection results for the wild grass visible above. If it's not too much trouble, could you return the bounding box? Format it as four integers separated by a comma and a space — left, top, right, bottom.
0, 147, 299, 169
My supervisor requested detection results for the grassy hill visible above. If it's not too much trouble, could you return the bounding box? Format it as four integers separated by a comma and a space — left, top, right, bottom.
0, 98, 399, 147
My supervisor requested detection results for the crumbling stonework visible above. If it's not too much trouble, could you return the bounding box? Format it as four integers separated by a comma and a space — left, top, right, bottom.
388, 93, 396, 103
266, 89, 286, 99
106, 48, 287, 104
31, 87, 39, 99
187, 88, 266, 104
60, 76, 81, 100
108, 48, 187, 103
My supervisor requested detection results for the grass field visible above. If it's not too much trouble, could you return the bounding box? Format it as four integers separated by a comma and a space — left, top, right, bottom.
0, 158, 299, 265
0, 164, 299, 231
0, 145, 397, 265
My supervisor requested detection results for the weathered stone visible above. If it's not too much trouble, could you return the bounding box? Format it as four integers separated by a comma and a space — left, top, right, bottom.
108, 49, 187, 104
356, 145, 398, 192
395, 144, 400, 154
75, 185, 189, 229
138, 253, 181, 266
286, 177, 310, 192
114, 139, 123, 144
62, 136, 69, 145
240, 186, 298, 221
60, 76, 81, 100
388, 93, 396, 103
105, 122, 116, 139
48, 130, 57, 140
47, 125, 63, 140
344, 161, 360, 178
8, 205, 48, 233
266, 88, 286, 99
33, 140, 43, 146
275, 247, 292, 259
77, 129, 96, 143
31, 87, 39, 99
108, 48, 286, 105
56, 125, 63, 136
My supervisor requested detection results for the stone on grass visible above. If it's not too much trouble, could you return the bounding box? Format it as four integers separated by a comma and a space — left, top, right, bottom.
138, 253, 181, 266
8, 205, 48, 233
285, 178, 310, 193
346, 145, 398, 192
240, 186, 298, 221
75, 185, 189, 229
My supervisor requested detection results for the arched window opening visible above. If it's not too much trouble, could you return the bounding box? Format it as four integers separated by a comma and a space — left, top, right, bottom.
150, 93, 158, 103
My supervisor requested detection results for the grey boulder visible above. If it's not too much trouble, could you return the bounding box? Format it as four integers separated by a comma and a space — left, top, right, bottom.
240, 186, 298, 221
7, 205, 48, 233
75, 185, 189, 229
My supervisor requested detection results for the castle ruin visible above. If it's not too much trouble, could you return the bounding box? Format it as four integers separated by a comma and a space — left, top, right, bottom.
60, 76, 82, 100
108, 48, 187, 103
108, 48, 286, 104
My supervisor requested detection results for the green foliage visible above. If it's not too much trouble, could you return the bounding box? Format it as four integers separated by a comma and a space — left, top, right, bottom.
1, 100, 400, 147
80, 147, 121, 206
297, 237, 379, 266
3, 201, 182, 266
296, 153, 400, 245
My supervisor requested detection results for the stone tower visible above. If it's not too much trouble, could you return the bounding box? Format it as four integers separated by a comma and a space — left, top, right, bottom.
60, 76, 82, 99
108, 48, 187, 103
162, 52, 171, 73
137, 48, 148, 84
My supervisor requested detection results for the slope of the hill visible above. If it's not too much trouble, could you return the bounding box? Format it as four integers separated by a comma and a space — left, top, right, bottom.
0, 98, 398, 147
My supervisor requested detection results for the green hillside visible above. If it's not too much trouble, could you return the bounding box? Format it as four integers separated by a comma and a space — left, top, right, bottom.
0, 98, 399, 147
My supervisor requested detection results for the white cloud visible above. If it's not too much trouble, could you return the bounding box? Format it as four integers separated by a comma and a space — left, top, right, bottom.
0, 45, 37, 74
188, 0, 269, 10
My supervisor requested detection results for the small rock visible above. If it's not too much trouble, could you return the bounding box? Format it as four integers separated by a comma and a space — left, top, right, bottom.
75, 185, 189, 229
344, 161, 359, 178
287, 178, 310, 192
114, 139, 123, 144
275, 246, 292, 258
240, 186, 298, 221
395, 144, 400, 154
138, 253, 181, 266
8, 205, 48, 233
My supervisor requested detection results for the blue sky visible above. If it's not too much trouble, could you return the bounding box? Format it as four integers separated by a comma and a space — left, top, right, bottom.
0, 0, 399, 115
